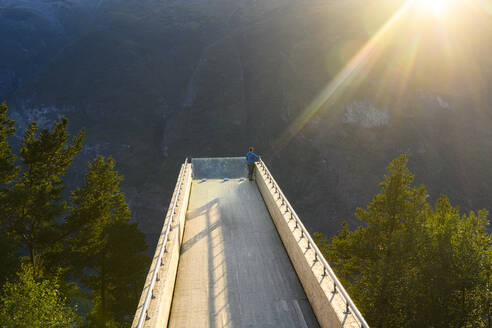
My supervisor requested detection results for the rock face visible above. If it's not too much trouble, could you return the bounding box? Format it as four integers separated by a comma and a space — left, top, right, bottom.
343, 101, 389, 128
1, 0, 491, 243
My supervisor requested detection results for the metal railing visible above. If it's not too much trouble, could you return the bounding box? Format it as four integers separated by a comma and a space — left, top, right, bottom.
135, 159, 189, 328
256, 159, 369, 328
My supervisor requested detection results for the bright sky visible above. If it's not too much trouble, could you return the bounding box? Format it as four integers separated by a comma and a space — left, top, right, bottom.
418, 0, 456, 15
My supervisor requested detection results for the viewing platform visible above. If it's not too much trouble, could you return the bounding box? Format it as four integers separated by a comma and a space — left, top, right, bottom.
133, 157, 368, 328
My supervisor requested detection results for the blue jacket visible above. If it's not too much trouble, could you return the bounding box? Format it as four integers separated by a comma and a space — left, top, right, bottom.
246, 151, 260, 164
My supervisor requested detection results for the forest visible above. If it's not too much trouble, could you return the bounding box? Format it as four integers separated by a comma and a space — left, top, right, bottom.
315, 154, 491, 328
0, 103, 149, 327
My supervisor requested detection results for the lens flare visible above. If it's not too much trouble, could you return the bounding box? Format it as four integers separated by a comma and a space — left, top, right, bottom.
272, 0, 415, 153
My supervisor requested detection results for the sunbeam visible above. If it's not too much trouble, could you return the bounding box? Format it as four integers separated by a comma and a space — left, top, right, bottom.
273, 0, 416, 152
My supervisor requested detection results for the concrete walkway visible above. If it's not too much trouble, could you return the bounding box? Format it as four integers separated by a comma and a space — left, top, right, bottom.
167, 179, 319, 328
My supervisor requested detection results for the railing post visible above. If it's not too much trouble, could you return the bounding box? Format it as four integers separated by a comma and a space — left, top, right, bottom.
345, 302, 351, 314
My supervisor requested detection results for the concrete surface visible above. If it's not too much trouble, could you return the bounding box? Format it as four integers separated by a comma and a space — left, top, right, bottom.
168, 179, 319, 328
255, 164, 364, 328
191, 157, 248, 179
132, 163, 193, 328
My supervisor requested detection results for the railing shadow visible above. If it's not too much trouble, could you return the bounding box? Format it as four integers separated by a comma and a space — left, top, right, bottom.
180, 199, 220, 255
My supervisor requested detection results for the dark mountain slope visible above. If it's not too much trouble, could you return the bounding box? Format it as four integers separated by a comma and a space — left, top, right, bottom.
3, 0, 492, 241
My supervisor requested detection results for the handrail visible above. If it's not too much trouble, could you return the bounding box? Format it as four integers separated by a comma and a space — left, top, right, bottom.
256, 159, 369, 328
136, 158, 188, 328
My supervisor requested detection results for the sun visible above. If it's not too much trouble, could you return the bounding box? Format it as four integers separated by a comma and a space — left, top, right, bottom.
417, 0, 454, 15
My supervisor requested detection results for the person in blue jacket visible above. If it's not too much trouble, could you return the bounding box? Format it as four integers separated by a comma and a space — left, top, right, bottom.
246, 147, 260, 181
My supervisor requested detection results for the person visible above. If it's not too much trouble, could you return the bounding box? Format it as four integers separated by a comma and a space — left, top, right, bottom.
245, 147, 260, 181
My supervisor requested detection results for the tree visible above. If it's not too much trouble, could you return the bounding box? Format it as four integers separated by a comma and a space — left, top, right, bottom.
316, 154, 491, 328
66, 156, 149, 327
0, 103, 20, 284
0, 105, 150, 325
415, 196, 491, 327
0, 117, 84, 274
0, 264, 80, 327
0, 232, 20, 286
0, 102, 18, 185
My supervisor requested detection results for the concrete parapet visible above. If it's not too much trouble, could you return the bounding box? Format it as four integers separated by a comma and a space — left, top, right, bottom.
255, 163, 364, 328
132, 163, 192, 328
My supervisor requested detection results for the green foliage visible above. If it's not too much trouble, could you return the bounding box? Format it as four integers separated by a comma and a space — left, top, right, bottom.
0, 102, 18, 185
317, 154, 492, 328
0, 103, 149, 326
0, 264, 80, 328
0, 232, 20, 286
67, 156, 149, 327
0, 104, 21, 286
0, 116, 84, 272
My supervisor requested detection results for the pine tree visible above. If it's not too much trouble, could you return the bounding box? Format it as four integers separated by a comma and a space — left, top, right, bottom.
0, 102, 18, 185
415, 196, 491, 327
0, 117, 84, 274
317, 154, 491, 327
0, 103, 20, 284
66, 156, 149, 327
